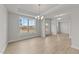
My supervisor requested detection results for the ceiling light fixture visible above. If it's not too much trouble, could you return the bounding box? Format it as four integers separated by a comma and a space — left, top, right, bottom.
35, 4, 44, 20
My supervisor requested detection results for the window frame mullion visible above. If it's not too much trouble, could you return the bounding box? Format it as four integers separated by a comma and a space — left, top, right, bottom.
28, 19, 29, 32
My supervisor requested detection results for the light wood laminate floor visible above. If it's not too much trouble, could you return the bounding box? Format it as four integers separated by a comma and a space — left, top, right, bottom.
5, 34, 79, 54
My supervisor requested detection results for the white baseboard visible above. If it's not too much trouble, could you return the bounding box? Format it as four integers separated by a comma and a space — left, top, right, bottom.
0, 43, 8, 54
8, 35, 40, 43
71, 44, 79, 50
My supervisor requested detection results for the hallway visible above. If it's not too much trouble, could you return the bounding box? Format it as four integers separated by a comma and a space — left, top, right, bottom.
5, 34, 79, 54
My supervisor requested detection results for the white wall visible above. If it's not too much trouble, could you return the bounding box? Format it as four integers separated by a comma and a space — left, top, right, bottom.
49, 5, 79, 49
0, 5, 8, 53
59, 16, 71, 34
51, 19, 57, 35
51, 15, 71, 35
71, 10, 79, 49
8, 12, 41, 42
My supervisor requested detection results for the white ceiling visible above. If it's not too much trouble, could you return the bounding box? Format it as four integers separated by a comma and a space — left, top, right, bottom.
5, 4, 60, 16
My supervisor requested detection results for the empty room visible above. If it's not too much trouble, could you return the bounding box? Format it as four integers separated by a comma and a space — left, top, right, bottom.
0, 4, 79, 54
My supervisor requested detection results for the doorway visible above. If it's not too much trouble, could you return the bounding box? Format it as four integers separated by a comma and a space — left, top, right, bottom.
45, 19, 51, 36
57, 22, 62, 34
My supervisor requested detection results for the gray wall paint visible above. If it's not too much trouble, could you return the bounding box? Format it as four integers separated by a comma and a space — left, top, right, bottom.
50, 5, 79, 49
8, 12, 40, 42
0, 5, 8, 53
57, 16, 71, 34
71, 10, 79, 49
57, 22, 61, 33
51, 19, 57, 35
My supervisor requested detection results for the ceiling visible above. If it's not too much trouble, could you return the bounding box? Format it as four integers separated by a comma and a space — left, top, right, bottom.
5, 4, 60, 17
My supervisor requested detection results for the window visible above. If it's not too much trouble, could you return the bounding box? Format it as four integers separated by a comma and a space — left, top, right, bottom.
29, 19, 36, 32
19, 16, 36, 33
